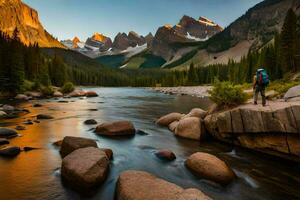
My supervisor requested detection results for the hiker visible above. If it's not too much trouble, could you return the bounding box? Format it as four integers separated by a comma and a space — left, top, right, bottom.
253, 68, 269, 106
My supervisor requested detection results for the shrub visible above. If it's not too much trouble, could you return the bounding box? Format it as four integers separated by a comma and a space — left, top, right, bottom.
41, 86, 54, 96
21, 80, 35, 92
61, 82, 75, 94
209, 79, 248, 108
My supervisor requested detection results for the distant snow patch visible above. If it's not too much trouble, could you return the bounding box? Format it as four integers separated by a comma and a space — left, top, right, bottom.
186, 32, 209, 42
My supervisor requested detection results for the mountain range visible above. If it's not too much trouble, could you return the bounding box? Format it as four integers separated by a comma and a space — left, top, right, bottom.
1, 0, 300, 69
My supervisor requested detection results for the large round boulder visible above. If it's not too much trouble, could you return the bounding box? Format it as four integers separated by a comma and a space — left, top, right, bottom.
53, 91, 63, 97
60, 136, 98, 158
95, 121, 136, 136
184, 108, 207, 119
0, 138, 9, 145
15, 94, 29, 101
0, 111, 7, 118
0, 146, 21, 157
116, 170, 211, 200
85, 91, 99, 97
284, 85, 300, 100
185, 152, 236, 185
2, 105, 15, 112
175, 117, 205, 140
84, 119, 98, 125
156, 113, 184, 126
61, 147, 109, 189
0, 128, 18, 138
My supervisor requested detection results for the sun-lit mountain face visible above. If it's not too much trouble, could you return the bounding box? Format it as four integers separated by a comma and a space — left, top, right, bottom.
0, 0, 64, 48
92, 32, 108, 42
72, 36, 81, 48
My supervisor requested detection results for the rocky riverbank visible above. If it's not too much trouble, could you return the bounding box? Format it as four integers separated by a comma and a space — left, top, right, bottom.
152, 86, 212, 97
156, 85, 300, 162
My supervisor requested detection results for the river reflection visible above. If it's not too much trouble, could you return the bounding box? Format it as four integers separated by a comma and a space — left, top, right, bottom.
0, 87, 300, 200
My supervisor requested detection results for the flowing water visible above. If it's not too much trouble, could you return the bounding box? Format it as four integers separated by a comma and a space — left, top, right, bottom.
0, 87, 300, 200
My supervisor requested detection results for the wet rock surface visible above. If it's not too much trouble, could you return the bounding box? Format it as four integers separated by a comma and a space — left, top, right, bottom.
204, 101, 300, 158
95, 121, 136, 136
0, 128, 18, 138
0, 146, 21, 157
61, 147, 109, 189
185, 152, 236, 185
116, 170, 211, 200
60, 136, 98, 158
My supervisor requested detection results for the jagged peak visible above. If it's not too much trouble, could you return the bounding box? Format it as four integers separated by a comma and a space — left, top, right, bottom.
72, 36, 81, 43
92, 32, 107, 42
145, 32, 153, 37
198, 16, 218, 27
128, 31, 140, 38
164, 24, 173, 29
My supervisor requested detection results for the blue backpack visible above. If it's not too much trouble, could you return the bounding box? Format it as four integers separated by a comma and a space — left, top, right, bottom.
256, 69, 269, 86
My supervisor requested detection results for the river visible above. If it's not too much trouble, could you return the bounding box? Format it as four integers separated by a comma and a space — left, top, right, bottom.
0, 87, 300, 200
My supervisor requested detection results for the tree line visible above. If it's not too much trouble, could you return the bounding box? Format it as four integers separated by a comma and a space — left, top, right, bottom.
170, 8, 300, 86
0, 8, 299, 94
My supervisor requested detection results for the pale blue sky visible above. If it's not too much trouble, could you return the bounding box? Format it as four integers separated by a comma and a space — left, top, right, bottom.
23, 0, 263, 41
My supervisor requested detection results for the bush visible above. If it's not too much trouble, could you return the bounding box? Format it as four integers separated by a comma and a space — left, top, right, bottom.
61, 82, 75, 94
209, 79, 248, 108
21, 80, 35, 92
41, 86, 54, 96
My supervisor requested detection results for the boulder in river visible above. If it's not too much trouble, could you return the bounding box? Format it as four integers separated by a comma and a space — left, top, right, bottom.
0, 128, 18, 138
0, 146, 21, 157
84, 119, 98, 125
61, 147, 109, 189
53, 91, 63, 97
15, 94, 29, 101
95, 121, 136, 136
185, 152, 236, 185
1, 105, 15, 112
23, 147, 40, 152
0, 111, 7, 118
155, 149, 176, 161
33, 103, 43, 107
175, 117, 206, 140
0, 138, 9, 145
36, 114, 54, 120
116, 170, 211, 200
16, 125, 26, 130
60, 136, 98, 158
85, 91, 99, 97
156, 113, 184, 126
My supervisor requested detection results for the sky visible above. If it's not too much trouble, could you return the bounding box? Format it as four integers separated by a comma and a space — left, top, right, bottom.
23, 0, 263, 41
